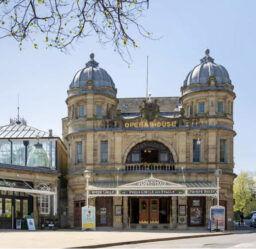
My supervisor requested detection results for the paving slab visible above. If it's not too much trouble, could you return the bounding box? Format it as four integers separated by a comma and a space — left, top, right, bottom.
0, 230, 233, 249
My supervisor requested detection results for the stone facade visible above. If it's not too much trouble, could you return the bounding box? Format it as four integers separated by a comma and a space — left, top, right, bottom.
63, 51, 236, 230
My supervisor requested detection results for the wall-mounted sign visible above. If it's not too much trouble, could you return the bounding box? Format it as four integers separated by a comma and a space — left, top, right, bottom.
188, 189, 217, 195
119, 190, 185, 195
0, 180, 32, 189
210, 205, 225, 231
124, 121, 177, 129
89, 190, 117, 195
82, 206, 96, 231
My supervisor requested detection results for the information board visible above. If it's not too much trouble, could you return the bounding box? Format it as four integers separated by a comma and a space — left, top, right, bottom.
210, 205, 225, 231
26, 218, 36, 231
81, 206, 96, 231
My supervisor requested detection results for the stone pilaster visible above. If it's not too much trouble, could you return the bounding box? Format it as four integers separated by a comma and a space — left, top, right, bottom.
113, 197, 123, 229
177, 196, 187, 229
123, 197, 128, 229
171, 196, 177, 229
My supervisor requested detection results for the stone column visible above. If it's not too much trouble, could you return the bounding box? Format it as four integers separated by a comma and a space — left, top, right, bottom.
171, 196, 177, 229
123, 197, 128, 229
33, 195, 39, 228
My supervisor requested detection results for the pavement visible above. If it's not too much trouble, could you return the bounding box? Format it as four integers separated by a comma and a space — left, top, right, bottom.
0, 229, 240, 249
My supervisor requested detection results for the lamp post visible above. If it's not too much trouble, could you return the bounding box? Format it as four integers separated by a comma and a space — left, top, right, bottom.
83, 170, 91, 208
215, 169, 222, 206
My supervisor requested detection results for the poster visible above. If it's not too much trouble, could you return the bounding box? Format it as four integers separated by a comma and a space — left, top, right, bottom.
27, 218, 36, 231
16, 219, 22, 230
190, 207, 202, 225
210, 205, 225, 231
82, 206, 96, 230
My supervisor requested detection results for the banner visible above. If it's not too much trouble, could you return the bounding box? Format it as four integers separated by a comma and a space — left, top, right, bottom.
210, 205, 225, 231
82, 206, 96, 230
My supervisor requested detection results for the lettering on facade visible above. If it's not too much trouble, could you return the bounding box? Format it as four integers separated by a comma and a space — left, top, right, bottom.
0, 180, 32, 189
124, 121, 177, 129
89, 190, 117, 195
188, 189, 217, 195
119, 190, 185, 195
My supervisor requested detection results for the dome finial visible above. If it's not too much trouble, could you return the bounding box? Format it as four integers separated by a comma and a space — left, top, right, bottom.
90, 53, 95, 61
205, 49, 210, 56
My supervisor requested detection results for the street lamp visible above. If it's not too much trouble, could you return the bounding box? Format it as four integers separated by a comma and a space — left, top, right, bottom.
83, 170, 91, 208
215, 169, 222, 206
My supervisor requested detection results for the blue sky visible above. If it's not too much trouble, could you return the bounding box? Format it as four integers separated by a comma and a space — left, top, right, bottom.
1, 0, 255, 173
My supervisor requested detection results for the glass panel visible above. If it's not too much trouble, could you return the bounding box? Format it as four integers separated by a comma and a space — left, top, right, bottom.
151, 200, 157, 211
0, 142, 11, 164
160, 152, 168, 162
100, 208, 107, 224
15, 199, 21, 218
193, 140, 200, 162
27, 140, 56, 168
142, 201, 147, 211
96, 105, 102, 118
198, 102, 205, 113
0, 198, 3, 217
220, 139, 226, 163
78, 105, 85, 118
217, 101, 223, 113
5, 198, 12, 218
100, 141, 108, 163
131, 153, 140, 163
23, 199, 28, 218
12, 142, 25, 166
76, 142, 82, 164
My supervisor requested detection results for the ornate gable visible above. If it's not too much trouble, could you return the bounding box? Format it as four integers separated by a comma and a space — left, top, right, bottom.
119, 175, 185, 188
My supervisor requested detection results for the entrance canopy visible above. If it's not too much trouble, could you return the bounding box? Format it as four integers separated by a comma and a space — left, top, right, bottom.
0, 178, 56, 196
88, 175, 218, 197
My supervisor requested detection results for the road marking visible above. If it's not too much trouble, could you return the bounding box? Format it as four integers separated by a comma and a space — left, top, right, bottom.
231, 243, 256, 248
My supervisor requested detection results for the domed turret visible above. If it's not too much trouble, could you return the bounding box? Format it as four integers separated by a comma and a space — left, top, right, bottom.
69, 53, 116, 97
184, 49, 231, 86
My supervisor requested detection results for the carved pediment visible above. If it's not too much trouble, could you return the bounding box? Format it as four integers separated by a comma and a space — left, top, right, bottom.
120, 175, 185, 188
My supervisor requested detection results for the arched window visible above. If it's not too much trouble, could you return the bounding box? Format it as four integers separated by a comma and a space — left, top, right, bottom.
126, 141, 174, 164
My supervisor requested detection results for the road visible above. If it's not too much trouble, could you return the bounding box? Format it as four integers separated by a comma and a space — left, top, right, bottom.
109, 232, 256, 248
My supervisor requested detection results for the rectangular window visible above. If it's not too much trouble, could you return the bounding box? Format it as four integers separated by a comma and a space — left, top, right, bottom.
220, 139, 226, 163
76, 141, 82, 164
187, 105, 190, 117
12, 142, 25, 166
217, 101, 223, 113
39, 195, 50, 215
100, 141, 108, 163
78, 105, 85, 118
160, 152, 168, 162
198, 102, 205, 114
131, 153, 140, 163
0, 142, 11, 164
96, 105, 102, 118
193, 139, 201, 162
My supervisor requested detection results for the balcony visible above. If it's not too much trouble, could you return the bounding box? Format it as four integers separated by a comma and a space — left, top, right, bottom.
125, 163, 175, 172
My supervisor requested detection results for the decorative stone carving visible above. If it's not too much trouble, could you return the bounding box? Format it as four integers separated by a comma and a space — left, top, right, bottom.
140, 99, 160, 121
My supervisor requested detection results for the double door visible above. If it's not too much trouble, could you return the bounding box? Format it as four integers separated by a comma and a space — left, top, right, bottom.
139, 198, 159, 224
0, 197, 29, 229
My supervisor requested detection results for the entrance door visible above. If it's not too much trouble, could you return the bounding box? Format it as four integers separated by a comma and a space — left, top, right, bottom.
74, 200, 85, 227
139, 198, 149, 224
96, 197, 113, 227
150, 199, 159, 224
